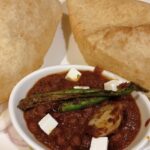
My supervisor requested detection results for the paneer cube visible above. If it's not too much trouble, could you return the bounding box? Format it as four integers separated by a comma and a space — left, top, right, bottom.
65, 68, 82, 82
38, 114, 58, 135
90, 137, 108, 150
104, 80, 124, 91
73, 86, 90, 89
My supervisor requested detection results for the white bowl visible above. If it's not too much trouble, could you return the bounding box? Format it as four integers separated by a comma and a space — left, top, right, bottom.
9, 65, 150, 150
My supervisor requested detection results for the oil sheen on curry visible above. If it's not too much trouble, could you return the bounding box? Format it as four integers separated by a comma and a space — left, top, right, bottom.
18, 67, 141, 150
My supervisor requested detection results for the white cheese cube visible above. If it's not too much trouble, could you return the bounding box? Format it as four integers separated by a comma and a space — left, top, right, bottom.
104, 80, 124, 91
73, 86, 90, 89
38, 114, 58, 135
90, 137, 108, 150
65, 68, 82, 82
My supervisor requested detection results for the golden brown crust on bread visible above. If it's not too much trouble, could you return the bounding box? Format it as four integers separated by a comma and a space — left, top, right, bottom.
0, 0, 62, 102
67, 0, 150, 90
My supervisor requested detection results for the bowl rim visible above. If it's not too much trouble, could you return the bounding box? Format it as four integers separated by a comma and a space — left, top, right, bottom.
8, 65, 150, 150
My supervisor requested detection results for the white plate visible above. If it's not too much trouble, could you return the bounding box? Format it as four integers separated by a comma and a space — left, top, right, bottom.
1, 0, 150, 149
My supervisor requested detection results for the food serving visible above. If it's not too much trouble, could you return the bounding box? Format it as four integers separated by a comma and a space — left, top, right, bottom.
16, 66, 149, 150
67, 0, 150, 91
0, 0, 62, 102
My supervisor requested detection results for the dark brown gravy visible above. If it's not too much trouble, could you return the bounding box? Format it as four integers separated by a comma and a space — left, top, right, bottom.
24, 69, 141, 150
